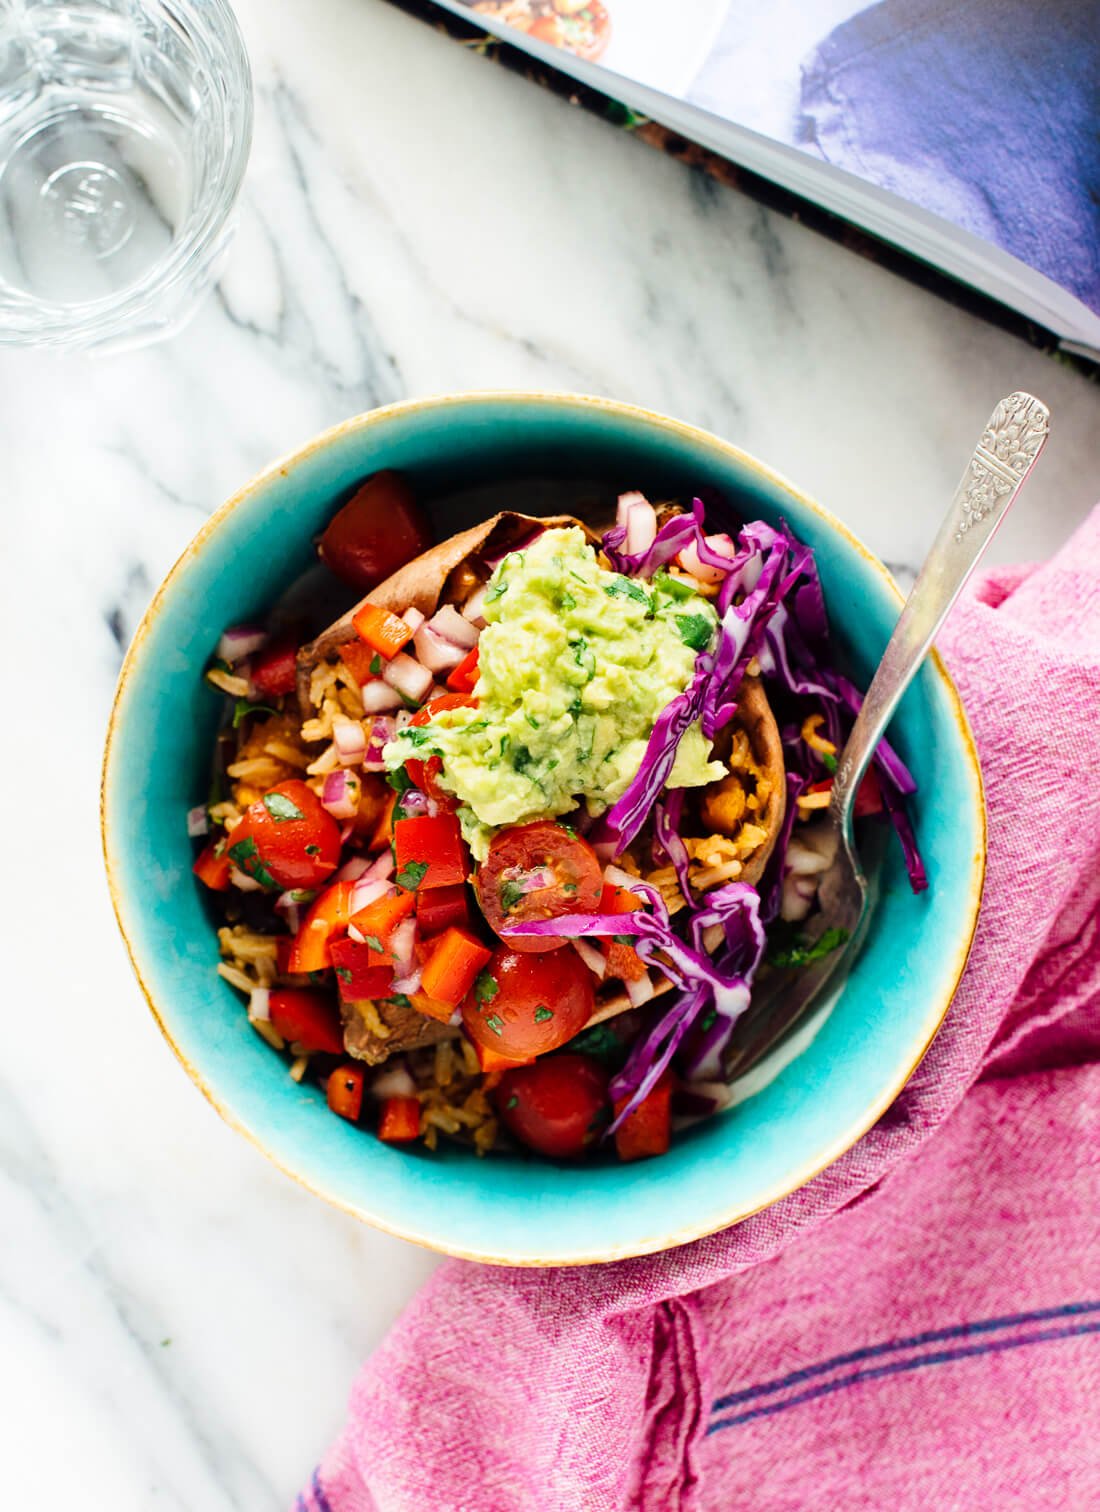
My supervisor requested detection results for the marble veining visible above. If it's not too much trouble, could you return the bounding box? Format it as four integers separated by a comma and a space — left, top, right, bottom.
1, 0, 1097, 1506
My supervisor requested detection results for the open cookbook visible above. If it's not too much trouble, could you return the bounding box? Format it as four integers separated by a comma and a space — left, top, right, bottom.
396, 0, 1100, 361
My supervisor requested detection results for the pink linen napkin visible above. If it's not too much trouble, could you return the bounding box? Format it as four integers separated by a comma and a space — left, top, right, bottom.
299, 507, 1100, 1512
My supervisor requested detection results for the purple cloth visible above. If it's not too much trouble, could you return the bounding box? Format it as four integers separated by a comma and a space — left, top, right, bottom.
799, 0, 1100, 319
300, 508, 1100, 1511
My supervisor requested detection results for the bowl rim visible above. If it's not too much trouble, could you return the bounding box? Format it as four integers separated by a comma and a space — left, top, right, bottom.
101, 390, 986, 1265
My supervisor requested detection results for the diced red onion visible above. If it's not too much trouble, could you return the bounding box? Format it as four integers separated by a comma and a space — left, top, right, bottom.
571, 939, 607, 978
248, 987, 271, 1022
625, 973, 656, 1008
399, 789, 430, 816
413, 623, 466, 673
395, 708, 416, 730
216, 625, 268, 665
383, 651, 434, 703
361, 850, 395, 883
389, 917, 416, 964
371, 1062, 417, 1098
363, 716, 396, 771
391, 962, 422, 995
428, 603, 479, 649
615, 490, 649, 527
349, 876, 393, 915
361, 678, 404, 713
229, 864, 263, 893
186, 805, 209, 838
676, 533, 738, 585
401, 607, 425, 634
780, 872, 818, 922
604, 863, 643, 893
332, 720, 367, 766
334, 854, 371, 883
624, 500, 658, 557
462, 585, 489, 628
321, 769, 361, 821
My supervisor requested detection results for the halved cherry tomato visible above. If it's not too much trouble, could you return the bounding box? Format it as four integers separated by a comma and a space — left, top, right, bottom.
192, 840, 230, 891
378, 1094, 421, 1142
250, 635, 299, 698
614, 1073, 672, 1162
328, 1063, 365, 1121
286, 881, 354, 974
495, 1055, 609, 1159
226, 780, 341, 892
461, 944, 595, 1062
420, 927, 493, 1008
352, 602, 415, 659
319, 471, 432, 592
476, 821, 603, 954
599, 882, 647, 983
394, 813, 467, 891
404, 695, 476, 798
446, 646, 479, 693
268, 988, 344, 1055
417, 882, 471, 937
329, 937, 394, 1001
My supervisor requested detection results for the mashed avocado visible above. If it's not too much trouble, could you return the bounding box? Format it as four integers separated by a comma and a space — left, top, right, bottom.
384, 527, 725, 858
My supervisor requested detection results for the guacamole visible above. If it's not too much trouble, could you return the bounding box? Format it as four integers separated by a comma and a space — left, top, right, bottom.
384, 527, 725, 858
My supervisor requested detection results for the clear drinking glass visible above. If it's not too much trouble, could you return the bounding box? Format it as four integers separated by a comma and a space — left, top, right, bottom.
0, 0, 252, 350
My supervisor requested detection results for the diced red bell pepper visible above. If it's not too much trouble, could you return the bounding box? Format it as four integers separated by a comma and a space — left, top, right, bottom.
193, 840, 230, 891
473, 1040, 535, 1075
268, 988, 344, 1055
329, 936, 394, 1002
286, 881, 353, 974
368, 790, 398, 852
446, 646, 479, 693
351, 602, 414, 659
394, 813, 467, 891
348, 889, 416, 953
419, 927, 493, 1008
337, 637, 381, 686
854, 765, 885, 818
614, 1073, 672, 1162
327, 1063, 365, 1121
599, 882, 646, 982
409, 990, 457, 1024
378, 1095, 421, 1142
250, 636, 299, 697
416, 882, 471, 937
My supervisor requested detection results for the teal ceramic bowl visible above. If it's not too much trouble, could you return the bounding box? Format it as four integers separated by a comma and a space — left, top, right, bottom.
102, 393, 984, 1265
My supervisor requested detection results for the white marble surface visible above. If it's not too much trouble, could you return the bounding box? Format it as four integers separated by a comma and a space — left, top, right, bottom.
1, 0, 1097, 1506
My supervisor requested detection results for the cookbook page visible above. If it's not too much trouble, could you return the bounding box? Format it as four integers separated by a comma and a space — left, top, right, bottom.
454, 0, 1100, 324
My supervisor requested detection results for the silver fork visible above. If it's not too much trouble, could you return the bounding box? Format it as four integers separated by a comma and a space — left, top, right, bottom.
725, 392, 1051, 1078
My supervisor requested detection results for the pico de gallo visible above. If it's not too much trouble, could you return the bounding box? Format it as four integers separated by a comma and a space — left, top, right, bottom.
191, 472, 924, 1162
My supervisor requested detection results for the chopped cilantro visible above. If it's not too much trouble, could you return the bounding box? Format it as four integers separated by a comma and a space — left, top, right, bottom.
305, 843, 320, 856
568, 695, 584, 717
613, 933, 636, 946
474, 970, 498, 1005
485, 1014, 504, 1037
768, 926, 850, 970
506, 1094, 519, 1110
395, 859, 429, 892
500, 879, 526, 911
402, 727, 434, 748
562, 882, 577, 894
558, 590, 577, 611
387, 766, 414, 794
822, 751, 839, 774
334, 966, 352, 985
232, 698, 278, 729
652, 569, 696, 602
699, 1008, 717, 1033
227, 835, 277, 890
386, 993, 412, 1009
363, 935, 384, 952
288, 889, 315, 904
526, 714, 540, 729
485, 580, 508, 603
534, 1005, 554, 1022
370, 653, 382, 675
605, 577, 652, 610
513, 745, 535, 774
675, 613, 714, 651
570, 638, 596, 679
566, 1020, 626, 1065
262, 791, 305, 823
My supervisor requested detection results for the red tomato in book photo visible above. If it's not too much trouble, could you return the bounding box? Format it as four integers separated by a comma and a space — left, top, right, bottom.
471, 0, 612, 64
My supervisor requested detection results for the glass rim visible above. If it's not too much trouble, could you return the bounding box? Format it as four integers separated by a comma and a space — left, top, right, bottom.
0, 0, 254, 347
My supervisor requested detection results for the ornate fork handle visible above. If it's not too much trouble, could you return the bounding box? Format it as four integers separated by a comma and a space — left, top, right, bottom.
832, 392, 1050, 830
